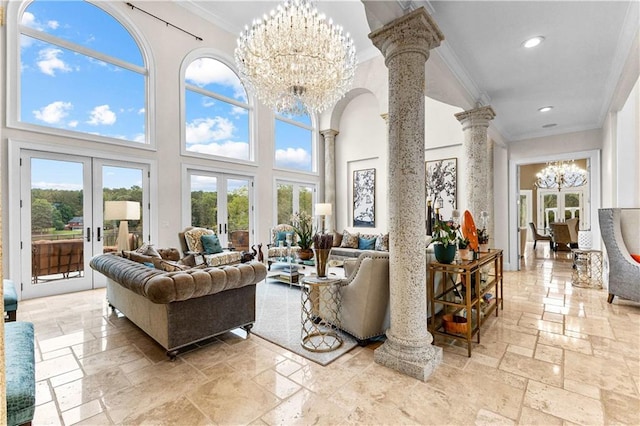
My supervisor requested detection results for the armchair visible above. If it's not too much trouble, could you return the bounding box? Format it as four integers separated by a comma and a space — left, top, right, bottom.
528, 222, 552, 250
267, 224, 300, 269
598, 208, 640, 303
178, 226, 242, 267
550, 223, 572, 251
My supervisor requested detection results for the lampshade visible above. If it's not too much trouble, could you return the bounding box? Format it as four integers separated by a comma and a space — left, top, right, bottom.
315, 203, 332, 216
104, 201, 140, 221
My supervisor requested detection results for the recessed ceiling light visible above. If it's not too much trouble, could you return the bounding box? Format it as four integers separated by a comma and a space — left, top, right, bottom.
542, 123, 557, 128
538, 106, 553, 112
523, 36, 545, 48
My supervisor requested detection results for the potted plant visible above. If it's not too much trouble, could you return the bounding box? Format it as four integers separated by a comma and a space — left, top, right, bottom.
432, 219, 457, 263
478, 228, 490, 252
291, 211, 314, 260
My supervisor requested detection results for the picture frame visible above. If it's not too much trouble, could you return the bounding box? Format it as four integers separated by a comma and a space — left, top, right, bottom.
353, 168, 375, 227
426, 157, 457, 221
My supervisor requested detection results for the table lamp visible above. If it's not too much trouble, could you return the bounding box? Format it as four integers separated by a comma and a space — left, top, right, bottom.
105, 201, 141, 252
315, 203, 332, 234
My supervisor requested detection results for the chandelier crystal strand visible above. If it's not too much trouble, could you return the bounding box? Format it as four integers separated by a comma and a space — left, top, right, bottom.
535, 160, 587, 191
235, 0, 357, 115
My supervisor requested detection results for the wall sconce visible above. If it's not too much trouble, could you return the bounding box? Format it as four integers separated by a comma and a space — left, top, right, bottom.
104, 201, 140, 252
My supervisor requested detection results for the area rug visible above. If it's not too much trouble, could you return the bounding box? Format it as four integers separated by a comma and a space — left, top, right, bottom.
252, 279, 358, 366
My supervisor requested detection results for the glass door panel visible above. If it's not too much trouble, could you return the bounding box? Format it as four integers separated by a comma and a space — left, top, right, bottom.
277, 183, 294, 224
541, 193, 558, 229
226, 178, 250, 252
190, 175, 218, 230
23, 154, 93, 298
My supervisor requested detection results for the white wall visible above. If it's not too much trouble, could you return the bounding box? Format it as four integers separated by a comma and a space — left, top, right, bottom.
615, 78, 640, 207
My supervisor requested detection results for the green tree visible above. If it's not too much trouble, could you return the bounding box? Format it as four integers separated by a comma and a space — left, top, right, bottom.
227, 186, 249, 231
52, 208, 65, 231
277, 184, 293, 224
31, 198, 53, 233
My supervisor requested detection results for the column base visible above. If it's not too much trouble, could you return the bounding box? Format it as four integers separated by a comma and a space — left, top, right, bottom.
373, 334, 442, 381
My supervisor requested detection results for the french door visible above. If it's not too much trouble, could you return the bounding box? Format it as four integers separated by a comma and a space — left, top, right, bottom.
20, 150, 149, 299
187, 170, 253, 252
537, 188, 587, 230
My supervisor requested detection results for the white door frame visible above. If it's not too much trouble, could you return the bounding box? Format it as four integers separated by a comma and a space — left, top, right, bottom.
8, 139, 156, 299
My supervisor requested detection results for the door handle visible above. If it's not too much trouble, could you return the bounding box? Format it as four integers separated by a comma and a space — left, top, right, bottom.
97, 227, 102, 242
86, 227, 91, 242
219, 224, 222, 234
224, 223, 227, 234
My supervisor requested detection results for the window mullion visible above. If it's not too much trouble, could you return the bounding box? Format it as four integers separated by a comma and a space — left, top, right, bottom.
185, 84, 249, 110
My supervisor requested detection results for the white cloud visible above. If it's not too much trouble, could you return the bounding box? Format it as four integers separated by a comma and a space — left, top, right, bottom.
68, 120, 78, 128
37, 48, 71, 76
187, 141, 249, 160
21, 12, 41, 30
87, 105, 117, 125
230, 105, 248, 117
275, 147, 311, 169
186, 117, 235, 144
133, 133, 145, 143
87, 57, 107, 67
137, 108, 145, 115
186, 58, 246, 100
202, 98, 216, 108
33, 101, 72, 124
31, 181, 82, 191
47, 20, 59, 30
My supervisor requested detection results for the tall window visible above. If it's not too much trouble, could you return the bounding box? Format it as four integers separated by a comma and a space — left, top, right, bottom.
184, 57, 251, 161
19, 1, 147, 143
276, 181, 314, 224
275, 113, 314, 172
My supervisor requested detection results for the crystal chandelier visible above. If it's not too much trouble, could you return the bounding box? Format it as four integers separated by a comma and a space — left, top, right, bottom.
535, 160, 587, 191
234, 0, 357, 115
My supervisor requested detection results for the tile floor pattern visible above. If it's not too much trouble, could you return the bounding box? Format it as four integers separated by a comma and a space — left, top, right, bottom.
15, 244, 640, 425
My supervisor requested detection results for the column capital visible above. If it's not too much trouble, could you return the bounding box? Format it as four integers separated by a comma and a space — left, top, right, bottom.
369, 7, 444, 64
454, 105, 496, 130
319, 129, 339, 139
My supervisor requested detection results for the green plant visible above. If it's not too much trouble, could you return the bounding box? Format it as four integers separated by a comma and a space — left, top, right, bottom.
432, 219, 457, 246
458, 235, 470, 249
291, 211, 314, 249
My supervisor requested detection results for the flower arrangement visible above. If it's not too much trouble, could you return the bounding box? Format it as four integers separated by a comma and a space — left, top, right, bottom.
432, 219, 458, 246
478, 228, 489, 245
291, 211, 314, 249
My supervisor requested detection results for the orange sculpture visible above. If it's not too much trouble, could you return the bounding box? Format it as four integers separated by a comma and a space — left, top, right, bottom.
463, 210, 479, 251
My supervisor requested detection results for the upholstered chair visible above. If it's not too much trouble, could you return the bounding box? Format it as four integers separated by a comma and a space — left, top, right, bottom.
266, 224, 300, 268
565, 217, 580, 248
598, 208, 640, 303
550, 223, 572, 251
528, 222, 552, 249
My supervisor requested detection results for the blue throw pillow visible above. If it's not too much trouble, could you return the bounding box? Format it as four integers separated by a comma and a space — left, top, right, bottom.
143, 262, 155, 268
358, 236, 376, 250
201, 234, 223, 254
276, 231, 288, 242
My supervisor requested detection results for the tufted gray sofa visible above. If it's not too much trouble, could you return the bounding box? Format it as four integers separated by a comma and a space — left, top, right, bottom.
90, 253, 267, 358
598, 208, 640, 303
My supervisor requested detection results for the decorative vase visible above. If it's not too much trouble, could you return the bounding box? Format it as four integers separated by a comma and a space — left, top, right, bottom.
479, 243, 489, 252
313, 248, 331, 277
458, 248, 470, 261
434, 244, 456, 264
297, 248, 314, 261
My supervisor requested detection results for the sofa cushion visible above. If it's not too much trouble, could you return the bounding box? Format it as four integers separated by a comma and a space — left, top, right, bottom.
358, 236, 376, 250
204, 251, 242, 267
201, 234, 223, 254
375, 233, 389, 251
135, 243, 161, 258
184, 227, 214, 253
123, 250, 155, 264
341, 230, 359, 248
332, 230, 343, 247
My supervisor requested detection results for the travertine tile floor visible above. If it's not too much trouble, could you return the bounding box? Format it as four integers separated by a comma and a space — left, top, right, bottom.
16, 244, 640, 425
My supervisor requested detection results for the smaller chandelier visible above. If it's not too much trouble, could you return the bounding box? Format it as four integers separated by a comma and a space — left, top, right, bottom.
535, 160, 587, 191
234, 0, 357, 115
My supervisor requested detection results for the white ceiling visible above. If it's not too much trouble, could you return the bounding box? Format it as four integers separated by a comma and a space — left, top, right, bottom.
177, 0, 639, 143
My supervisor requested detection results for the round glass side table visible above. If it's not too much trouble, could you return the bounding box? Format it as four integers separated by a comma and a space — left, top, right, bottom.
571, 249, 603, 289
300, 276, 343, 352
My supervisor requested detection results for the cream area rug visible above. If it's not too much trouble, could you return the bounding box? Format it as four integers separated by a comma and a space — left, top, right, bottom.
252, 279, 357, 366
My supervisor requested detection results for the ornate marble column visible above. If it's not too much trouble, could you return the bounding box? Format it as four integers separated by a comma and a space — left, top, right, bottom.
455, 106, 496, 236
320, 129, 338, 232
369, 7, 444, 381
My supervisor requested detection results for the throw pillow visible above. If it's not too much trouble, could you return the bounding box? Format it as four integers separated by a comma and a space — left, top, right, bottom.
143, 262, 155, 268
135, 243, 161, 258
631, 254, 640, 263
184, 227, 214, 253
201, 234, 223, 254
359, 236, 376, 250
159, 260, 190, 272
276, 231, 288, 243
340, 230, 359, 248
332, 230, 343, 247
375, 233, 389, 251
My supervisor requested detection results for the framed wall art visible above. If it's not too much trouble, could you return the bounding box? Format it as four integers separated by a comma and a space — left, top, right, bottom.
425, 157, 457, 221
353, 168, 375, 227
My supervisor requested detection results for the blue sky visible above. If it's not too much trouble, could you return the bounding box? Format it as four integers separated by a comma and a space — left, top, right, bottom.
31, 158, 143, 191
22, 0, 314, 189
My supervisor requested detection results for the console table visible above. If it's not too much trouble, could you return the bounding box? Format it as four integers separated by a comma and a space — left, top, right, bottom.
428, 249, 503, 357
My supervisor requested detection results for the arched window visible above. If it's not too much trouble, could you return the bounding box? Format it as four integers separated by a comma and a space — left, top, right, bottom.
17, 0, 148, 143
183, 57, 251, 161
275, 112, 315, 172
